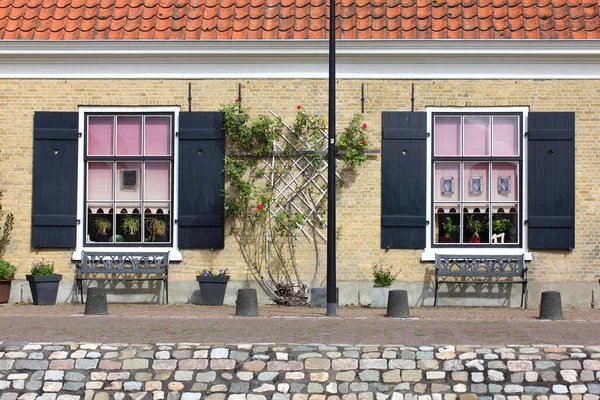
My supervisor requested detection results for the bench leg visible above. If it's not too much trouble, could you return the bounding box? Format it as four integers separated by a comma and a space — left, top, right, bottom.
521, 283, 528, 309
434, 280, 439, 307
165, 278, 169, 305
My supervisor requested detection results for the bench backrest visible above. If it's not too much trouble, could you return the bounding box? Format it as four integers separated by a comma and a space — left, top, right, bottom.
435, 255, 525, 277
80, 252, 169, 274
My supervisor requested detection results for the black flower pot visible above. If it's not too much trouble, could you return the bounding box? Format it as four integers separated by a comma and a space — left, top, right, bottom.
26, 274, 62, 305
196, 275, 230, 306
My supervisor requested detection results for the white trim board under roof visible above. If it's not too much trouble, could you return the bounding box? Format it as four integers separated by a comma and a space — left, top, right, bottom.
2, 39, 600, 79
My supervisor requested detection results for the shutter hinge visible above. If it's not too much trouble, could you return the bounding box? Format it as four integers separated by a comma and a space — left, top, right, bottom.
77, 219, 81, 225
524, 220, 528, 225
524, 131, 528, 137
426, 220, 430, 225
427, 132, 431, 137
175, 131, 179, 137
78, 132, 82, 137
174, 219, 178, 224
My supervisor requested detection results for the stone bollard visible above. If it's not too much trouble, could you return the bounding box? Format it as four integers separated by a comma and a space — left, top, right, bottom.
539, 291, 563, 320
310, 287, 339, 308
235, 288, 259, 317
386, 289, 410, 318
85, 287, 108, 315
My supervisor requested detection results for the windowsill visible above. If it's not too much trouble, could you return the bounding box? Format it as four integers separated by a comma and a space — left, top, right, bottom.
72, 248, 182, 262
421, 248, 532, 262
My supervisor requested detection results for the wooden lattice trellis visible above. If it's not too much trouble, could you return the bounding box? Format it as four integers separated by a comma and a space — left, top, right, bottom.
260, 111, 342, 242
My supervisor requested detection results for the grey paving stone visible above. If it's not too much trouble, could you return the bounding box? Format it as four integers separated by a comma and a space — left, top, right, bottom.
358, 370, 379, 382
0, 393, 18, 400
258, 372, 279, 382
13, 360, 49, 370
231, 382, 251, 393
290, 382, 306, 393
25, 380, 43, 390
63, 382, 85, 391
589, 384, 600, 394
349, 382, 369, 392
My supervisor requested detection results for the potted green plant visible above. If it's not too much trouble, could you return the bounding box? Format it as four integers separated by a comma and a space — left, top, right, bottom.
0, 259, 17, 303
196, 268, 230, 305
26, 259, 62, 305
370, 260, 399, 308
467, 215, 485, 243
121, 214, 141, 242
441, 216, 459, 243
94, 216, 112, 242
146, 216, 168, 242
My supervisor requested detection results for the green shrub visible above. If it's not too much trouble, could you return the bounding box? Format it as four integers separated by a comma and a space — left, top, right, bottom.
372, 260, 398, 288
0, 260, 16, 279
31, 259, 55, 276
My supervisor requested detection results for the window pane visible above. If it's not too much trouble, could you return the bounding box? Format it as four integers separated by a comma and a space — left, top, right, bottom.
434, 162, 460, 202
116, 162, 142, 201
88, 116, 114, 156
464, 116, 490, 156
492, 162, 519, 202
463, 205, 489, 244
145, 116, 171, 155
434, 116, 462, 156
434, 205, 460, 244
144, 209, 170, 243
493, 116, 519, 156
144, 162, 170, 201
87, 209, 114, 243
87, 162, 113, 201
117, 116, 142, 156
117, 209, 142, 243
492, 205, 518, 244
464, 162, 489, 202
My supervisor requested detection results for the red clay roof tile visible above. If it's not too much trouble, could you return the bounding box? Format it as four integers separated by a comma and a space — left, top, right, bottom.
0, 0, 599, 40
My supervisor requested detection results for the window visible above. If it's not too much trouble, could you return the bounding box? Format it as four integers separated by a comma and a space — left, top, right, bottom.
85, 113, 173, 245
432, 112, 522, 247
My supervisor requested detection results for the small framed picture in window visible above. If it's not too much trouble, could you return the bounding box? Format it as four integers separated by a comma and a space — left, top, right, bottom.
470, 176, 483, 195
121, 169, 138, 191
498, 176, 510, 195
441, 177, 454, 195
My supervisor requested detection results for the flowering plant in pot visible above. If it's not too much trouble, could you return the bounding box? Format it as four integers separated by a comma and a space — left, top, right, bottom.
26, 259, 62, 305
196, 268, 231, 306
370, 260, 399, 308
0, 259, 17, 303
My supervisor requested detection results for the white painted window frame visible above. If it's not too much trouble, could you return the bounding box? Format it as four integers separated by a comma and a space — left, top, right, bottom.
421, 106, 532, 262
72, 106, 182, 262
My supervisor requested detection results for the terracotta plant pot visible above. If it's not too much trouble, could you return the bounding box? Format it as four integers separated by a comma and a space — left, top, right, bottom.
470, 236, 481, 243
0, 276, 13, 303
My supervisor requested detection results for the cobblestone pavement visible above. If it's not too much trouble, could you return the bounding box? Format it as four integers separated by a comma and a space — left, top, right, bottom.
0, 304, 599, 345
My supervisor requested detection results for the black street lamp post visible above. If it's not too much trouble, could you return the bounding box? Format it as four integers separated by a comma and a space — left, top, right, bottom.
326, 0, 337, 317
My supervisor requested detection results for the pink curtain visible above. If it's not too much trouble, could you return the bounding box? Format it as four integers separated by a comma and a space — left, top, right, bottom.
117, 116, 142, 156
88, 116, 114, 156
434, 116, 461, 156
145, 116, 171, 155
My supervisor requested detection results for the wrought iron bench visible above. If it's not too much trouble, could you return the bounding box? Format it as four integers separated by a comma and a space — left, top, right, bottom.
434, 254, 527, 308
75, 251, 169, 305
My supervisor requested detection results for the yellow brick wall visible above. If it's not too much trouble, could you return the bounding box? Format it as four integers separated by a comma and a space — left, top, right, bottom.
0, 79, 598, 284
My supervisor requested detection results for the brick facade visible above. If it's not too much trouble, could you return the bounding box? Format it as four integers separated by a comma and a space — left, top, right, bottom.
0, 79, 598, 289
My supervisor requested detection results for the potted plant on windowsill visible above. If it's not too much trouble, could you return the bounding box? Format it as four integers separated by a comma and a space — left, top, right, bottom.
26, 259, 62, 305
121, 214, 141, 242
467, 215, 484, 244
370, 260, 399, 308
94, 216, 112, 242
0, 260, 17, 303
146, 216, 168, 242
196, 268, 230, 306
441, 216, 459, 243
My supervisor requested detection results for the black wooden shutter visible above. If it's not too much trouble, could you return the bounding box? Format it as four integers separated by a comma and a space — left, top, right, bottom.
381, 111, 427, 249
32, 111, 79, 248
528, 112, 575, 250
178, 112, 225, 249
